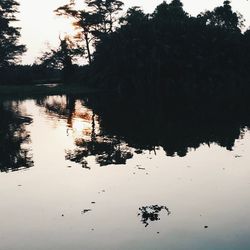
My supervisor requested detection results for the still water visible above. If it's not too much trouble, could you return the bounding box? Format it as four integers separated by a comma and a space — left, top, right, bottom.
0, 95, 250, 250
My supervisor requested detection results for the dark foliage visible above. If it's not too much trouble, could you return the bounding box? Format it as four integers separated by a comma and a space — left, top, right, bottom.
55, 0, 124, 65
0, 0, 26, 67
37, 36, 84, 83
0, 101, 33, 172
86, 0, 250, 101
0, 64, 61, 85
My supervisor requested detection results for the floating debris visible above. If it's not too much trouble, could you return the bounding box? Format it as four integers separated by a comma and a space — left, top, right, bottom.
235, 155, 242, 158
81, 209, 92, 214
82, 160, 91, 170
91, 202, 96, 204
138, 167, 146, 170
138, 205, 171, 227
204, 226, 208, 229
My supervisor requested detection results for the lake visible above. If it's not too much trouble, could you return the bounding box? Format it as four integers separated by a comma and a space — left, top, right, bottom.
0, 95, 250, 250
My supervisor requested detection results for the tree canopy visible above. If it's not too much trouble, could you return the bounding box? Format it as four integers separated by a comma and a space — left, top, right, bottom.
55, 0, 124, 64
198, 0, 244, 32
86, 0, 249, 100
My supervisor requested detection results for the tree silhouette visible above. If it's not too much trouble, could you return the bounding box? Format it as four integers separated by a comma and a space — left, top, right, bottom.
55, 2, 98, 64
152, 0, 188, 22
33, 0, 250, 102
0, 0, 26, 69
55, 0, 123, 64
86, 0, 124, 35
37, 36, 83, 82
198, 0, 244, 32
85, 0, 249, 101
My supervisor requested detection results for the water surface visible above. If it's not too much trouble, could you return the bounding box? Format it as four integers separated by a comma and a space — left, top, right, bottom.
0, 95, 250, 250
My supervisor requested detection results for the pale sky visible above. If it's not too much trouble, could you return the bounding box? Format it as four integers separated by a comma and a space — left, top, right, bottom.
18, 0, 250, 64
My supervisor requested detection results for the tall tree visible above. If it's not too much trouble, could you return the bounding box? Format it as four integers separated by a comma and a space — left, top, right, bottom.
37, 36, 83, 82
119, 6, 148, 26
198, 0, 244, 32
55, 0, 123, 64
151, 0, 188, 23
86, 0, 124, 34
0, 0, 26, 68
55, 2, 99, 64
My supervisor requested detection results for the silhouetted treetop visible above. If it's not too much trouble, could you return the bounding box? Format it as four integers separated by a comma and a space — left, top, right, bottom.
37, 36, 84, 82
55, 0, 124, 64
86, 0, 124, 33
119, 7, 148, 26
33, 0, 250, 99
198, 0, 244, 32
152, 0, 188, 22
0, 0, 26, 69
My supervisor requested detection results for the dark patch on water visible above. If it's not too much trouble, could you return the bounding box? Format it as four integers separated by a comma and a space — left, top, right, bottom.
138, 167, 146, 170
138, 205, 171, 227
81, 209, 92, 214
235, 155, 242, 158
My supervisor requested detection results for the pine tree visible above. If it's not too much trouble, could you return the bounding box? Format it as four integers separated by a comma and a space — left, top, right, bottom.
0, 0, 26, 68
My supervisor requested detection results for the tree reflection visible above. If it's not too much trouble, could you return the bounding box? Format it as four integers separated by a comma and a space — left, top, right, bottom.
84, 94, 250, 158
0, 102, 33, 172
37, 95, 133, 168
36, 95, 71, 118
36, 94, 250, 168
66, 136, 133, 168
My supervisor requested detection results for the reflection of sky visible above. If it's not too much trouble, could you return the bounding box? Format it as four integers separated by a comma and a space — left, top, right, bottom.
0, 98, 250, 249
18, 0, 250, 64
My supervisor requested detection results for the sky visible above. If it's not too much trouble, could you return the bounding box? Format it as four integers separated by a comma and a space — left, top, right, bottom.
18, 0, 250, 64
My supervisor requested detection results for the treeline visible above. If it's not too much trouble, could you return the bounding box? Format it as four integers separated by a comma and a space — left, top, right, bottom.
0, 65, 61, 85
0, 0, 70, 84
49, 0, 250, 100
87, 0, 250, 100
1, 0, 250, 101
